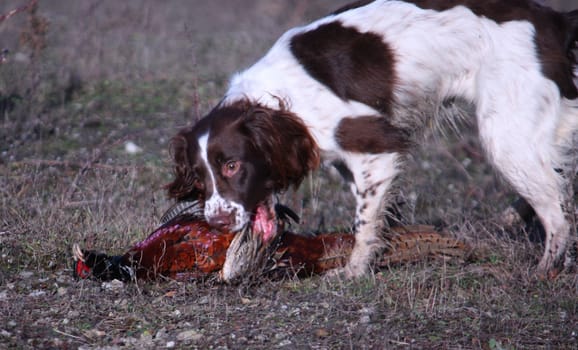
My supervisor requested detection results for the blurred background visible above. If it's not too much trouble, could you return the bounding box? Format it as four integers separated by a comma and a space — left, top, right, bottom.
0, 0, 574, 160
0, 0, 574, 154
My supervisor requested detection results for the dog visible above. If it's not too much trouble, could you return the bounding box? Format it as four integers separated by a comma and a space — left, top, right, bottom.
167, 0, 578, 279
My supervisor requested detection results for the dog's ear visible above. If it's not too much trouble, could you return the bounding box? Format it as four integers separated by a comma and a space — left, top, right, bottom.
165, 129, 203, 201
241, 106, 320, 191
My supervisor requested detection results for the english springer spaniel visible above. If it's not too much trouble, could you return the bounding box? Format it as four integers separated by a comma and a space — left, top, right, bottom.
167, 0, 578, 280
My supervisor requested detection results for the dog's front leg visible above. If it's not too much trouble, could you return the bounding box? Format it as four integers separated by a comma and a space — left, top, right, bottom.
341, 152, 402, 278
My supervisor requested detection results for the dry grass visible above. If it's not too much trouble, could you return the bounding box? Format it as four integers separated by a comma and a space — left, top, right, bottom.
1, 1, 577, 349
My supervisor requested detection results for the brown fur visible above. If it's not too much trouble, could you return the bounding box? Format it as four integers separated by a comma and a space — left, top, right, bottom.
166, 130, 205, 201
335, 115, 411, 154
239, 102, 321, 191
290, 21, 397, 114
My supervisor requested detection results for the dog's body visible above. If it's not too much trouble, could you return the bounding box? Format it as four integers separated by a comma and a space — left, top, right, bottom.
168, 0, 578, 279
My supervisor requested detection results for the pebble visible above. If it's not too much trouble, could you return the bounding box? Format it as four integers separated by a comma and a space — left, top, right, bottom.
102, 279, 124, 291
359, 306, 375, 324
83, 328, 105, 338
177, 329, 203, 342
19, 271, 33, 279
166, 341, 175, 348
28, 290, 46, 297
278, 339, 292, 347
155, 327, 168, 340
359, 315, 371, 324
124, 141, 142, 154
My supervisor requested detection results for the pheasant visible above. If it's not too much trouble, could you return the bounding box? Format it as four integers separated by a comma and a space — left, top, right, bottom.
73, 201, 470, 282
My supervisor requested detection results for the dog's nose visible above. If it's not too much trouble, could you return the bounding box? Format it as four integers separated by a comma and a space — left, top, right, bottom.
207, 211, 234, 228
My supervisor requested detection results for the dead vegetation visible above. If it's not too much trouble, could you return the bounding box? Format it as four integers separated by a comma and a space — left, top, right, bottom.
0, 1, 577, 349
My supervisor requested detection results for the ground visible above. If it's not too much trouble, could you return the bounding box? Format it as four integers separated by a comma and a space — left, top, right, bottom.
0, 1, 577, 349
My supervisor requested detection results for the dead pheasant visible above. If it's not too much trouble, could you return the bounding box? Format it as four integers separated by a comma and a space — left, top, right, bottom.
73, 202, 470, 282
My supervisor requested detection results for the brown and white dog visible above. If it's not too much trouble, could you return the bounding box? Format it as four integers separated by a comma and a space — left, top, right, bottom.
167, 0, 578, 280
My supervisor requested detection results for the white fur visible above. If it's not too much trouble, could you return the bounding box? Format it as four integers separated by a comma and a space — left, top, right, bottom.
220, 0, 577, 276
199, 133, 249, 231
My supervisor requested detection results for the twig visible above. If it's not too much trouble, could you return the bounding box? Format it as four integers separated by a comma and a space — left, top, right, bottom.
52, 328, 88, 343
388, 339, 411, 346
62, 200, 99, 208
0, 0, 37, 23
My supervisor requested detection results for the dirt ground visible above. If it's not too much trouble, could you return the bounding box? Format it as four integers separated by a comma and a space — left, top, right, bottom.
1, 1, 577, 349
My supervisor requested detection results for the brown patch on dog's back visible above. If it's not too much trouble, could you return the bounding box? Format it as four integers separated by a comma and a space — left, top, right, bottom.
290, 21, 397, 114
335, 115, 411, 154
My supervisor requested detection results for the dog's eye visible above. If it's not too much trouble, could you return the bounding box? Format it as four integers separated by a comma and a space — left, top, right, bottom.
222, 160, 241, 178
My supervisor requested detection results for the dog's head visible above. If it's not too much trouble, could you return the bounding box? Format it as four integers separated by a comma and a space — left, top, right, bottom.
166, 100, 319, 241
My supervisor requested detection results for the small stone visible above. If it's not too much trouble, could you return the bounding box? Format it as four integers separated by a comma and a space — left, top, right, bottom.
28, 290, 46, 297
278, 339, 292, 347
83, 328, 105, 338
177, 329, 203, 342
124, 141, 142, 154
166, 341, 175, 348
155, 328, 168, 340
19, 271, 33, 279
102, 279, 124, 291
57, 287, 67, 296
56, 274, 68, 283
359, 306, 375, 323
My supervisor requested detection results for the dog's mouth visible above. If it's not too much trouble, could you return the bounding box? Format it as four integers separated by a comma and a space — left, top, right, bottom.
160, 199, 278, 242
